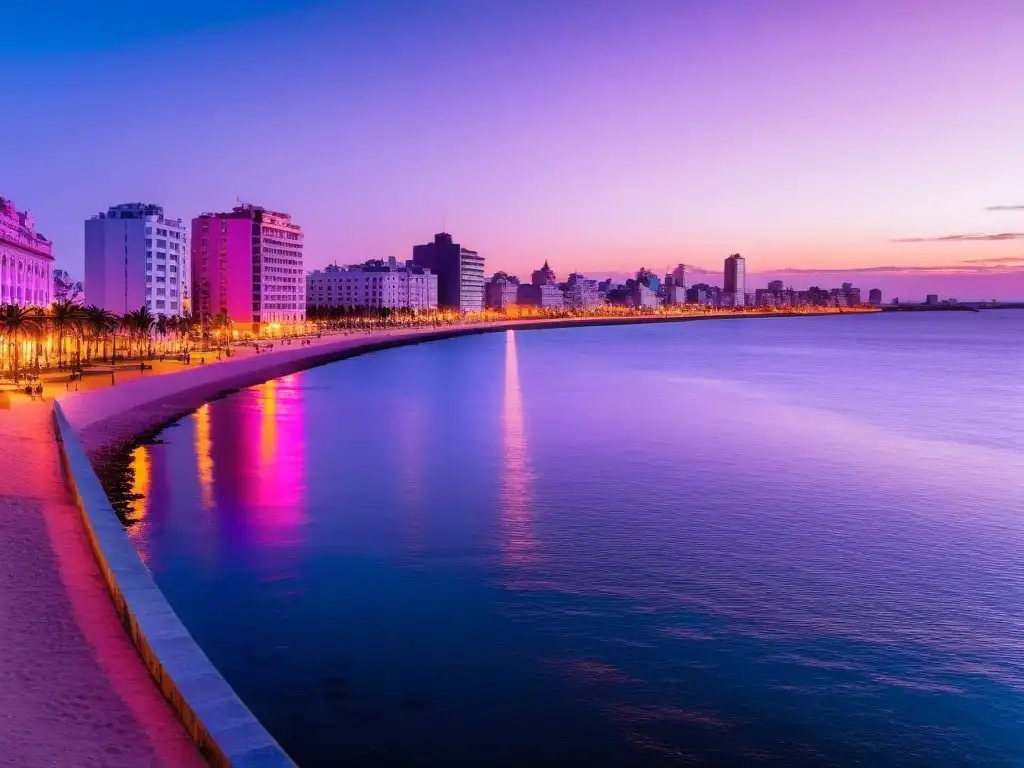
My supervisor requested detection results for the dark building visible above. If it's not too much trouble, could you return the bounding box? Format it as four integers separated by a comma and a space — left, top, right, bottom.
531, 260, 556, 286
868, 288, 882, 305
412, 232, 484, 311
724, 254, 746, 305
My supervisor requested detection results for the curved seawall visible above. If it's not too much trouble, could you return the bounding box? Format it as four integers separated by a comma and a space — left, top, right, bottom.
52, 401, 297, 768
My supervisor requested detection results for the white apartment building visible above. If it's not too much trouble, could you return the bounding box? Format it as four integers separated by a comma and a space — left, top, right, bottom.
564, 273, 601, 309
306, 258, 438, 311
85, 203, 190, 316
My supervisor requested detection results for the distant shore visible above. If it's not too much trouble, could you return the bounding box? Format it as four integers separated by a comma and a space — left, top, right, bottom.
59, 308, 874, 472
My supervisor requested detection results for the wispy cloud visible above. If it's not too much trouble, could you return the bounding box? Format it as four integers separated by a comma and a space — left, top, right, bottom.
891, 232, 1024, 243
960, 256, 1024, 265
771, 263, 1024, 275
987, 205, 1024, 211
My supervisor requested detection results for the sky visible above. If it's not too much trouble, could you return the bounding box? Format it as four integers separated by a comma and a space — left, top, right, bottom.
2, 0, 1023, 300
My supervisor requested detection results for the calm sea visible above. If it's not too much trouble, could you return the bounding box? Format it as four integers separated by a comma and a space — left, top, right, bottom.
116, 311, 1024, 766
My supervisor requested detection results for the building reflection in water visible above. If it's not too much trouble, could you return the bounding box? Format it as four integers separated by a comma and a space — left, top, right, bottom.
500, 330, 536, 565
194, 402, 215, 511
253, 374, 307, 547
127, 444, 151, 563
205, 374, 308, 550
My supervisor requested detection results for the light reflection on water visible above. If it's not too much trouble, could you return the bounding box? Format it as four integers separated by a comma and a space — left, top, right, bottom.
116, 311, 1024, 767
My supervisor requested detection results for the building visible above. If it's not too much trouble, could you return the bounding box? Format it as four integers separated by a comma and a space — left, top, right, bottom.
85, 203, 188, 316
53, 269, 83, 304
868, 288, 882, 305
724, 254, 746, 306
306, 258, 436, 311
687, 283, 719, 306
192, 204, 304, 330
412, 232, 484, 312
564, 272, 601, 310
663, 276, 687, 305
531, 260, 557, 286
0, 196, 54, 308
518, 282, 564, 309
926, 294, 939, 305
670, 264, 691, 290
767, 279, 784, 292
485, 272, 519, 310
631, 282, 659, 309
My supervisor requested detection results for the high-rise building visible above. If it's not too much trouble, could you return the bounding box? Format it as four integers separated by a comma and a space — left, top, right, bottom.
0, 196, 53, 307
868, 288, 882, 305
85, 203, 189, 316
192, 204, 304, 330
411, 232, 484, 311
724, 254, 746, 306
767, 279, 784, 292
306, 258, 436, 311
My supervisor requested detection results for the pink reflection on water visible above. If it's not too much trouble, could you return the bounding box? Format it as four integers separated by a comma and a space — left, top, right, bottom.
252, 374, 307, 547
500, 330, 536, 566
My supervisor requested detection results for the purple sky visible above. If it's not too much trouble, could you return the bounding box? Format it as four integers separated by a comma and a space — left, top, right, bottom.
3, 0, 1023, 300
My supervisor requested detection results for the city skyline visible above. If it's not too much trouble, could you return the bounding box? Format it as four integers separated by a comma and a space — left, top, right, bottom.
3, 1, 1024, 299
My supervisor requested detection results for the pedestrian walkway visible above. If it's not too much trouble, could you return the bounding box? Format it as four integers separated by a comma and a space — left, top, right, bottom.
0, 401, 204, 767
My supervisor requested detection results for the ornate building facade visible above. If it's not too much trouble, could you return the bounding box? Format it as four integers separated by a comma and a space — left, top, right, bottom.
0, 196, 53, 307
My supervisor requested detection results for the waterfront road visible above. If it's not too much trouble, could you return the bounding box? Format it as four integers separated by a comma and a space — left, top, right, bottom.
0, 400, 205, 766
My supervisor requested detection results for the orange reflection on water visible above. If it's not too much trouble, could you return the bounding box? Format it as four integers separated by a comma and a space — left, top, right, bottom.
261, 378, 277, 465
195, 403, 214, 510
127, 444, 151, 562
500, 330, 536, 565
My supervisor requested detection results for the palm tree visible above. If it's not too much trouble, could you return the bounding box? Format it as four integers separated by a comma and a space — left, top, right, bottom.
0, 304, 42, 382
176, 312, 195, 354
49, 299, 86, 369
84, 305, 117, 363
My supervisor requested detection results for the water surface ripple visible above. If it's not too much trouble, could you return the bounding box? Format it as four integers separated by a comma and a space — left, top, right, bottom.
115, 311, 1024, 766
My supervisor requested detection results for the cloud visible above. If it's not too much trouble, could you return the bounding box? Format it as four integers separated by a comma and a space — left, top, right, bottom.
960, 256, 1024, 265
987, 205, 1024, 211
771, 263, 1024, 276
891, 233, 1024, 243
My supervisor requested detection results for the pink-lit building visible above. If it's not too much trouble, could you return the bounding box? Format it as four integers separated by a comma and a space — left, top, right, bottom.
191, 204, 304, 331
0, 196, 54, 307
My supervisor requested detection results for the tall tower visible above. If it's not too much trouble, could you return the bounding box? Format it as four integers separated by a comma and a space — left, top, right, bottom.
724, 254, 746, 307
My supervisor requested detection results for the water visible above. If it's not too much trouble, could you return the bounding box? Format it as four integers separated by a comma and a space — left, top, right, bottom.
116, 311, 1024, 766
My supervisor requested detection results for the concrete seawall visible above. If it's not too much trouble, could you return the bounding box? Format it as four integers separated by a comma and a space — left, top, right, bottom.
52, 401, 297, 768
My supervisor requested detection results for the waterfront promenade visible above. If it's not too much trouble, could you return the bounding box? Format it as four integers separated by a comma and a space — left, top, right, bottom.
2, 309, 867, 765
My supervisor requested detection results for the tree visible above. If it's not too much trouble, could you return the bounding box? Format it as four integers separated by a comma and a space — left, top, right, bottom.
49, 299, 86, 368
84, 305, 118, 362
0, 304, 42, 382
